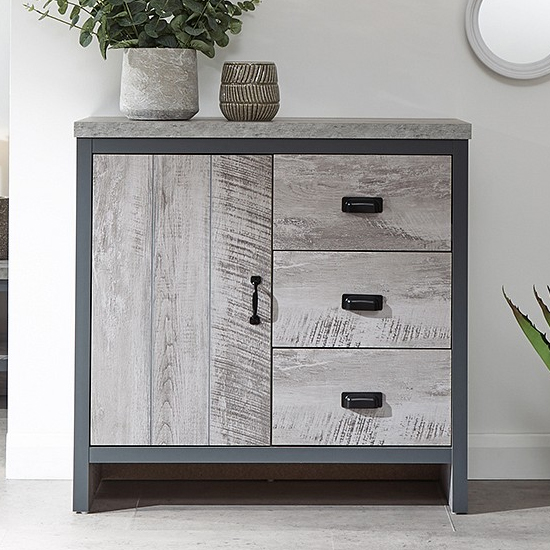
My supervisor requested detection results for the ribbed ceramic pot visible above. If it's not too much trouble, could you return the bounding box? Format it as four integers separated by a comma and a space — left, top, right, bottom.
219, 62, 280, 121
120, 48, 199, 120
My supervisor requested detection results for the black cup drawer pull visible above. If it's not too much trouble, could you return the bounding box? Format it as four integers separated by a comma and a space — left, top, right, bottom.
342, 197, 383, 214
342, 392, 383, 409
342, 294, 384, 311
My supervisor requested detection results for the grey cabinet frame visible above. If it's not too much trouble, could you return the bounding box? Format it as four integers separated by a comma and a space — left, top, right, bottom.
74, 136, 468, 513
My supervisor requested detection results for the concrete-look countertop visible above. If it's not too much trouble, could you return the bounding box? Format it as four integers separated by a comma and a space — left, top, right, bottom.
74, 117, 471, 140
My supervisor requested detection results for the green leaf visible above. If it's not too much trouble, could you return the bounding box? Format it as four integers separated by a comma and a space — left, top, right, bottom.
108, 0, 126, 5
56, 0, 68, 15
242, 0, 255, 10
228, 17, 241, 33
117, 16, 134, 27
97, 19, 108, 59
190, 38, 215, 57
110, 38, 139, 48
137, 30, 155, 47
127, 0, 147, 13
69, 4, 80, 20
79, 30, 93, 47
38, 9, 50, 20
175, 31, 192, 46
156, 33, 179, 47
171, 14, 187, 32
81, 16, 95, 32
181, 0, 206, 14
215, 32, 229, 47
144, 22, 159, 37
184, 25, 205, 36
132, 11, 149, 25
503, 287, 550, 371
534, 286, 550, 329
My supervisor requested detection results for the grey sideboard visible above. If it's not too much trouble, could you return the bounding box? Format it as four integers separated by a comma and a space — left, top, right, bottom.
74, 117, 471, 513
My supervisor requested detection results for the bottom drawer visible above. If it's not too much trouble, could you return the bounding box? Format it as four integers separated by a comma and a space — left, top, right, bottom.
272, 348, 451, 446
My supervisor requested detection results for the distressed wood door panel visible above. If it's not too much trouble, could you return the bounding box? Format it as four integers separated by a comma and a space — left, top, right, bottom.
273, 155, 451, 251
210, 155, 272, 446
151, 155, 210, 445
272, 348, 451, 446
91, 155, 153, 446
273, 251, 451, 348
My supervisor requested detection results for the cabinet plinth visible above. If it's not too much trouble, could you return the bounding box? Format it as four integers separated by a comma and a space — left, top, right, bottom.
74, 118, 469, 513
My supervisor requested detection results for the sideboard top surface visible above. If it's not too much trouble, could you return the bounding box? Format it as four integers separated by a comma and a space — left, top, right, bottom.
74, 117, 472, 140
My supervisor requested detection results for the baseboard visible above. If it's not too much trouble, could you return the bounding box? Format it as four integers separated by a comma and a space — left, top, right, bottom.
5, 431, 72, 479
470, 434, 550, 479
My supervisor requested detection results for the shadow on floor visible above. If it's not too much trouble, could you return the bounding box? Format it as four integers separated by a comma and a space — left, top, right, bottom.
90, 480, 447, 513
468, 480, 550, 514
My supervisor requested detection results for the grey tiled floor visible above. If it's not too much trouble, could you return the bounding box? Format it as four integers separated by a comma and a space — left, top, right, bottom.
1, 410, 550, 550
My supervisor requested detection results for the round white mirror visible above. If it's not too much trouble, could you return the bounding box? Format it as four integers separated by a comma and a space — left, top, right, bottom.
466, 0, 550, 79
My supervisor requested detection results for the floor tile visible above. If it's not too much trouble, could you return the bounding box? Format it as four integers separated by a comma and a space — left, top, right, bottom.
131, 503, 451, 533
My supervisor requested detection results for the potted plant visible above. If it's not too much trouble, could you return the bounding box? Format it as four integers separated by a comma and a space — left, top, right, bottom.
25, 0, 262, 119
503, 286, 550, 370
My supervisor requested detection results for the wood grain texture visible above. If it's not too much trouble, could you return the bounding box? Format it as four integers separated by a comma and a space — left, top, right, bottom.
273, 155, 451, 251
273, 251, 451, 348
151, 156, 210, 446
272, 348, 451, 446
91, 155, 153, 446
210, 155, 272, 446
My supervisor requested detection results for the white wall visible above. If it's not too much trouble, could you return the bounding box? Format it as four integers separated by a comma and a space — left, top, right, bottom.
8, 0, 550, 479
0, 0, 9, 195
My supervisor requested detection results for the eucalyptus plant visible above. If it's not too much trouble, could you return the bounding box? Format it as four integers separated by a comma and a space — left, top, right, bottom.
503, 286, 550, 371
25, 0, 261, 59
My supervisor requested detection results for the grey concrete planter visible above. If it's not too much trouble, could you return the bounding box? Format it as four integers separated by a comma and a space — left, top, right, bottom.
120, 48, 199, 120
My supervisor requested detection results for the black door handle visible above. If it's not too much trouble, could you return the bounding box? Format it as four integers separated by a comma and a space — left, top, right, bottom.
342, 197, 383, 213
341, 392, 383, 409
249, 276, 262, 325
342, 294, 384, 311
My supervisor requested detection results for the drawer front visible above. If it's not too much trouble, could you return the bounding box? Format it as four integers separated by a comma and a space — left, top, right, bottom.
272, 348, 451, 446
273, 154, 451, 251
273, 251, 451, 348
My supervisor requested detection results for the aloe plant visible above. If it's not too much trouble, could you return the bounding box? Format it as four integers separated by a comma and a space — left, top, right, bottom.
503, 286, 550, 371
25, 0, 261, 59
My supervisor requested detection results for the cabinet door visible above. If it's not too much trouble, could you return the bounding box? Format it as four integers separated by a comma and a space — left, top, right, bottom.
210, 156, 272, 446
91, 155, 210, 446
91, 154, 271, 447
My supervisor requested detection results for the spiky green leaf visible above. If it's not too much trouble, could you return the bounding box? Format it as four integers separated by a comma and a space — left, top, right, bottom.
503, 287, 550, 371
534, 286, 550, 330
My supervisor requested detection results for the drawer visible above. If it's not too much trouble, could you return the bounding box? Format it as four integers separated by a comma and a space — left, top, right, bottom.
273, 154, 451, 251
273, 251, 451, 348
272, 348, 451, 446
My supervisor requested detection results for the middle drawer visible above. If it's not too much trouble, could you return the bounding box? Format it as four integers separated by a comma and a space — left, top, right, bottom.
272, 251, 451, 348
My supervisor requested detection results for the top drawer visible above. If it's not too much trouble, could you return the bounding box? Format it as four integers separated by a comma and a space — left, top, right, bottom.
273, 155, 451, 251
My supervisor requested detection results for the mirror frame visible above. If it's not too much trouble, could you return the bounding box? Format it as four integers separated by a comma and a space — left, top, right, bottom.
465, 0, 550, 79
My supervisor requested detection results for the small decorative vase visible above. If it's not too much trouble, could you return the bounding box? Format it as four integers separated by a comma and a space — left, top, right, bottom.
219, 62, 280, 121
120, 48, 199, 121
